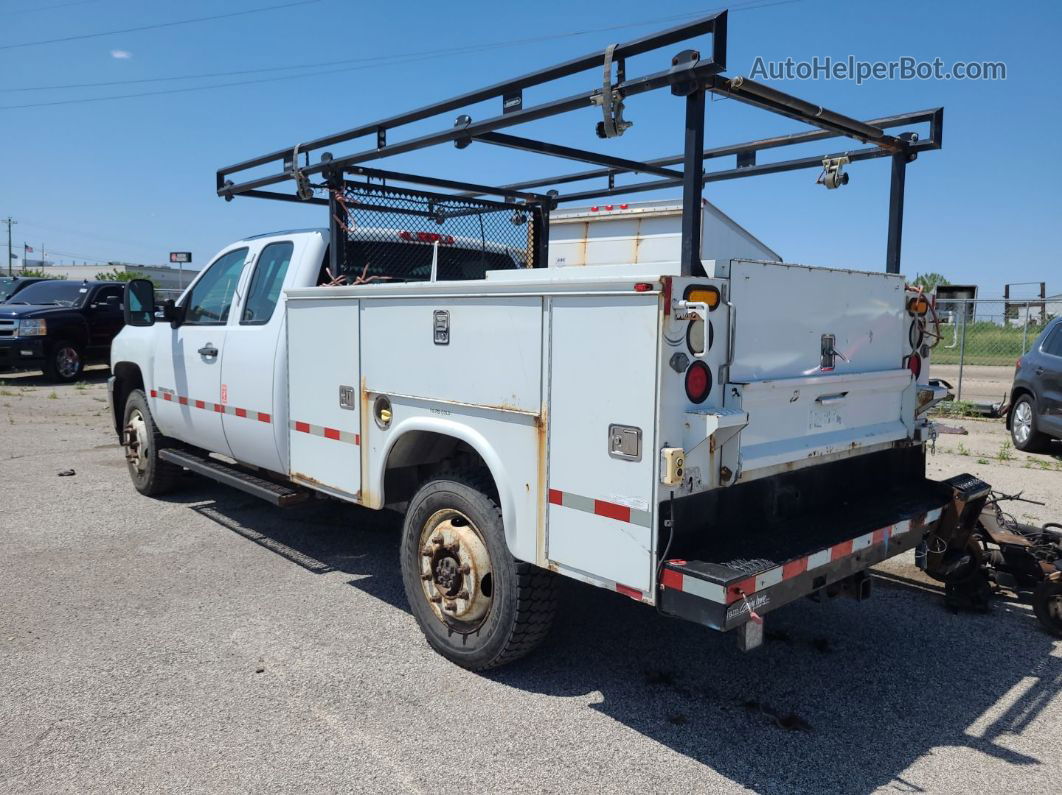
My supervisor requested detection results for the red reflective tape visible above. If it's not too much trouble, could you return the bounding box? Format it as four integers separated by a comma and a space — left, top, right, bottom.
294, 421, 310, 434
194, 399, 205, 409
594, 499, 630, 523
615, 583, 642, 600
163, 393, 173, 401
257, 412, 271, 423
661, 568, 684, 591
323, 427, 341, 441
149, 390, 157, 398
872, 527, 888, 544
728, 577, 757, 604
235, 407, 247, 418
213, 404, 224, 413
354, 433, 361, 445
782, 557, 808, 580
177, 396, 188, 405
831, 539, 854, 560
548, 488, 563, 505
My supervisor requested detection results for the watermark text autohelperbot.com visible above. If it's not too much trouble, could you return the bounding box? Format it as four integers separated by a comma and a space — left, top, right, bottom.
750, 55, 1006, 85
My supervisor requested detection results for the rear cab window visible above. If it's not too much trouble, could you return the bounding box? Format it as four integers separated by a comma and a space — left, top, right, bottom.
1041, 324, 1062, 358
241, 241, 294, 325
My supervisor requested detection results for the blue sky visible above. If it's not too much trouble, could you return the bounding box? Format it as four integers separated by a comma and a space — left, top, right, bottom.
2, 0, 1059, 299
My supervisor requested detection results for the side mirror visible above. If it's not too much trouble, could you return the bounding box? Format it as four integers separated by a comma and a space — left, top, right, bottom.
123, 279, 155, 327
161, 299, 185, 327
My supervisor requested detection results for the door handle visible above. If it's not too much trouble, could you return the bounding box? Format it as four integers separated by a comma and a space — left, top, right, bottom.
1035, 367, 1045, 376
198, 344, 218, 358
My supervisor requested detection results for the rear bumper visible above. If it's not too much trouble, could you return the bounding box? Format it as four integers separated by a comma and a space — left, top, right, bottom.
659, 492, 946, 631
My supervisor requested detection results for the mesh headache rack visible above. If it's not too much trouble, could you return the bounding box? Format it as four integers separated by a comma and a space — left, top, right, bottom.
216, 10, 942, 283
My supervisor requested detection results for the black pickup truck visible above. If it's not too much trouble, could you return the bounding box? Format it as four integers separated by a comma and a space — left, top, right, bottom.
0, 280, 126, 382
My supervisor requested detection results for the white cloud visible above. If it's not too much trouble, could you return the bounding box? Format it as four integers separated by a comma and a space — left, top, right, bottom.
110, 50, 132, 59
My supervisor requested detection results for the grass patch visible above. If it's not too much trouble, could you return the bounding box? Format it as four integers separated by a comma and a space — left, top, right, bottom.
996, 441, 1013, 462
956, 442, 970, 456
932, 400, 980, 418
932, 322, 1048, 367
0, 389, 16, 397
977, 457, 990, 465
47, 391, 58, 400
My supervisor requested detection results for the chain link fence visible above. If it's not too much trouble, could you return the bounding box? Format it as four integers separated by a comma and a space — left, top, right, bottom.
932, 299, 1056, 403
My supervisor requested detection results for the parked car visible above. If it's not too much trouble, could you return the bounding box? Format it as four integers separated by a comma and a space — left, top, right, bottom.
0, 279, 126, 382
0, 276, 50, 303
1008, 316, 1062, 451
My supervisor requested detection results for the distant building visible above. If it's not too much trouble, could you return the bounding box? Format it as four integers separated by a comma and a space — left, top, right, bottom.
22, 262, 199, 289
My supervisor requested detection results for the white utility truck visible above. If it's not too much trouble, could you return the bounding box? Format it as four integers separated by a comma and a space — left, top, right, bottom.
109, 12, 989, 669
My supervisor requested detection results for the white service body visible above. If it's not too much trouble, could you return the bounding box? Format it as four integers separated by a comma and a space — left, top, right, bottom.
112, 224, 939, 605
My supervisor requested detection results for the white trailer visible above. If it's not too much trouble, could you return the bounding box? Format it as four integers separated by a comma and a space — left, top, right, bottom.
548, 198, 780, 268
109, 13, 989, 670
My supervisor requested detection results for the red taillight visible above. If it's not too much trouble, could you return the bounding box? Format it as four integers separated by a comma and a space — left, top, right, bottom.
907, 353, 922, 379
619, 203, 629, 209
605, 204, 614, 211
590, 206, 599, 212
1015, 357, 1023, 371
633, 282, 652, 292
685, 361, 712, 404
398, 231, 414, 241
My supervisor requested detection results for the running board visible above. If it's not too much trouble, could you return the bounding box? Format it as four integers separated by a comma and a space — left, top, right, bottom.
159, 449, 309, 507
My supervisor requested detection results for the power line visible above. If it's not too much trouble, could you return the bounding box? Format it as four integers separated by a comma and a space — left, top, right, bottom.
0, 0, 801, 109
0, 0, 320, 51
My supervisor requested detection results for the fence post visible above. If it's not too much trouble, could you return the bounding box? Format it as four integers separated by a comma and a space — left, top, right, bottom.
956, 301, 967, 403
1021, 301, 1029, 354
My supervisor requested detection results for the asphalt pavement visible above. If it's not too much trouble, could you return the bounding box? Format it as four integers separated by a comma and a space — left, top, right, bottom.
1, 371, 1060, 793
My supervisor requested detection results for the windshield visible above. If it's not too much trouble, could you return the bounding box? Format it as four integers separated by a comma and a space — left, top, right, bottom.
7, 280, 89, 307
0, 278, 15, 302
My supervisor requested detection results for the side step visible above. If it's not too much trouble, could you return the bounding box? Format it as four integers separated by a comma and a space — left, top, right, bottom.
159, 448, 309, 507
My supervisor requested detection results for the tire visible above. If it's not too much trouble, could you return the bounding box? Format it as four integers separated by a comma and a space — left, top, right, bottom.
400, 470, 556, 670
1032, 579, 1062, 638
1010, 394, 1049, 452
45, 339, 84, 383
122, 388, 180, 496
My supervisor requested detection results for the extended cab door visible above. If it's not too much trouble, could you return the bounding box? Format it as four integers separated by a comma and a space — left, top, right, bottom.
220, 236, 322, 473
151, 246, 250, 455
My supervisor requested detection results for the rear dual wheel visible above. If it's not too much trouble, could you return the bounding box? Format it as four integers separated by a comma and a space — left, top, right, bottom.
400, 471, 556, 670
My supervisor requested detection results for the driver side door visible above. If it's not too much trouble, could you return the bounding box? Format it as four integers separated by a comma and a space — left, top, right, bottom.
151, 246, 251, 455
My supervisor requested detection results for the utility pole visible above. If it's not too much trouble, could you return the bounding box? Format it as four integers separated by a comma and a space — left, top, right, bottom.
2, 217, 16, 276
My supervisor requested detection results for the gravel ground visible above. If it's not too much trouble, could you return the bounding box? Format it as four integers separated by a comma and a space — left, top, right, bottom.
1, 371, 1060, 794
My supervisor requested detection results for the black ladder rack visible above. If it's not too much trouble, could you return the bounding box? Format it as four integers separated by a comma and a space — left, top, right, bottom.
216, 10, 942, 279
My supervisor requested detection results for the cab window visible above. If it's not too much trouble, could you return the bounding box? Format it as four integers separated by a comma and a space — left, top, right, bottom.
241, 241, 293, 325
184, 248, 248, 325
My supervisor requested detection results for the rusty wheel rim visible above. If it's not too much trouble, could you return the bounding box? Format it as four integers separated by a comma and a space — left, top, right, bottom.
125, 408, 149, 473
418, 509, 494, 632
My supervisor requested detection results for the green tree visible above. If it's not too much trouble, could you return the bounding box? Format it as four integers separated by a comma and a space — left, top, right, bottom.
912, 272, 951, 293
95, 267, 158, 286
17, 268, 66, 279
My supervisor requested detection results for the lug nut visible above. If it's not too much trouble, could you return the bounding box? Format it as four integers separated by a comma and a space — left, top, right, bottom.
431, 535, 444, 545
443, 600, 456, 611
456, 589, 469, 599
459, 564, 470, 575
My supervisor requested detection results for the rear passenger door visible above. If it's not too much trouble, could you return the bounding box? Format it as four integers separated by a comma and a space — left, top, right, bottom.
86, 284, 125, 353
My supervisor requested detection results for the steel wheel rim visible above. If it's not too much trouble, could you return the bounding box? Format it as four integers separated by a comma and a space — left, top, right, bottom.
418, 508, 494, 633
55, 346, 80, 378
125, 408, 149, 473
1014, 401, 1032, 445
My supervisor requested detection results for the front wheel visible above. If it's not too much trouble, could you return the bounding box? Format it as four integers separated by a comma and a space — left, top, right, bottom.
45, 340, 83, 383
400, 470, 556, 670
122, 388, 180, 496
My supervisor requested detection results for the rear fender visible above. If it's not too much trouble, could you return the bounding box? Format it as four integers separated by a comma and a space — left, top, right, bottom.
371, 416, 525, 560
